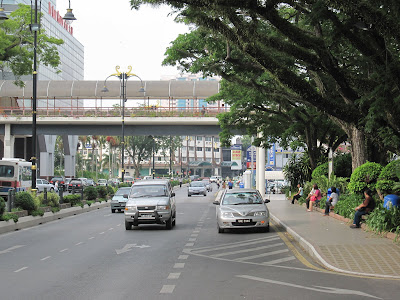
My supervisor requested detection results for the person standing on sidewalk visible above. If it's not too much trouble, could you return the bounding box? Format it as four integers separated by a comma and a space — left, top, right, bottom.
228, 179, 233, 189
324, 186, 338, 215
307, 184, 322, 212
291, 184, 303, 204
179, 177, 182, 188
350, 188, 376, 228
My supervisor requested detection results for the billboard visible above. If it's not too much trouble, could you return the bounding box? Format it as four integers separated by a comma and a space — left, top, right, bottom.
268, 144, 275, 166
246, 146, 256, 169
230, 145, 242, 170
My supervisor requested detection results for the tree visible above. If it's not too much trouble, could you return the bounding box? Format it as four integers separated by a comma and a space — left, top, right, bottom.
131, 0, 400, 170
0, 4, 63, 86
125, 136, 156, 177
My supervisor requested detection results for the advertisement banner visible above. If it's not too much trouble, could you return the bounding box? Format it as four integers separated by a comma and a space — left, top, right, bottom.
269, 144, 275, 166
231, 145, 242, 170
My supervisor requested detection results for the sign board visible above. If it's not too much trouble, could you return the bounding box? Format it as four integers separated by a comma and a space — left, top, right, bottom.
230, 145, 242, 170
246, 146, 257, 162
268, 144, 275, 166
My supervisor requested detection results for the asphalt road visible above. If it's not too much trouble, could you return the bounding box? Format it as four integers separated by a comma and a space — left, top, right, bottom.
0, 184, 398, 300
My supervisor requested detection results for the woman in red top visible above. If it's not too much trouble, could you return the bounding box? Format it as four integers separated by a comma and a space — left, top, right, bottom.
308, 184, 322, 212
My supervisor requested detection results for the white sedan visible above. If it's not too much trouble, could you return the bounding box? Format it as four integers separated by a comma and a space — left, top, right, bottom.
36, 179, 58, 193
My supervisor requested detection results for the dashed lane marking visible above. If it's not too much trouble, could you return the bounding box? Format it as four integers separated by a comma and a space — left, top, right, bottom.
60, 248, 68, 253
75, 242, 83, 246
167, 273, 181, 279
174, 263, 185, 269
40, 256, 51, 261
160, 285, 175, 294
178, 255, 188, 260
14, 267, 28, 273
188, 238, 197, 242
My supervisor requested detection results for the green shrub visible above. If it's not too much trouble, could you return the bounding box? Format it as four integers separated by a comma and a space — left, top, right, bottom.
312, 174, 349, 196
170, 180, 179, 187
0, 197, 6, 216
51, 207, 60, 213
118, 183, 131, 188
376, 160, 400, 195
96, 186, 108, 198
1, 213, 18, 223
37, 192, 60, 207
334, 193, 364, 219
347, 162, 383, 194
31, 209, 45, 217
334, 153, 352, 178
107, 185, 115, 196
98, 198, 106, 203
15, 192, 36, 213
86, 200, 95, 207
366, 202, 400, 234
312, 163, 328, 179
84, 186, 98, 200
63, 194, 81, 206
283, 154, 312, 189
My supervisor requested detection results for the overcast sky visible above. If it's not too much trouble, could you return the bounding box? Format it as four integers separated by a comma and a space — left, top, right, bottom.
56, 0, 190, 81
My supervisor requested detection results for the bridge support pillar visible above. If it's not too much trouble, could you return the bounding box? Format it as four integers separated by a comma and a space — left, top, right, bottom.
38, 135, 56, 178
2, 124, 15, 158
63, 135, 78, 178
256, 132, 266, 196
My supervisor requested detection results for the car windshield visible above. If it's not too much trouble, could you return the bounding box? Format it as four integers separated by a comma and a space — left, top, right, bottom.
115, 188, 130, 195
222, 193, 263, 205
129, 185, 167, 197
191, 182, 205, 187
70, 180, 82, 185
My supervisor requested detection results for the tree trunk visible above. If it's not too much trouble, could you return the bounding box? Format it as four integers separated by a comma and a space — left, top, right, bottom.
347, 125, 367, 171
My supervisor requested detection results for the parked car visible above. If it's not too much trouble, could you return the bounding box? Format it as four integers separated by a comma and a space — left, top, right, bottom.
108, 178, 120, 187
188, 181, 207, 197
124, 179, 176, 230
97, 179, 108, 186
36, 179, 58, 193
50, 176, 66, 190
86, 179, 96, 186
123, 176, 135, 185
111, 187, 131, 213
67, 179, 85, 193
202, 179, 212, 192
78, 178, 88, 186
214, 188, 270, 233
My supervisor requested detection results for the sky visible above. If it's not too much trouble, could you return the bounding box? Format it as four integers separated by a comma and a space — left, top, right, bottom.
56, 0, 190, 81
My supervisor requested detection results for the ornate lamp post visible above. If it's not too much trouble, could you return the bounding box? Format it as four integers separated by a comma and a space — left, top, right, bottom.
102, 66, 144, 183
0, 1, 8, 22
30, 1, 76, 190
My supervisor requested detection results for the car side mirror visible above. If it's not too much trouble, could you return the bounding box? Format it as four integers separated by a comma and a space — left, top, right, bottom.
213, 201, 220, 205
171, 192, 175, 197
123, 194, 128, 199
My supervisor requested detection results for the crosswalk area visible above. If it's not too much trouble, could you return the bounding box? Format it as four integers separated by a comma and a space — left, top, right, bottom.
186, 234, 297, 266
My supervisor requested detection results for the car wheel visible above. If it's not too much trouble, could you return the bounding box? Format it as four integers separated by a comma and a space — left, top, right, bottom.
50, 188, 54, 192
188, 194, 191, 197
166, 216, 173, 230
204, 193, 207, 196
111, 209, 115, 213
172, 214, 176, 226
218, 225, 224, 233
125, 221, 132, 230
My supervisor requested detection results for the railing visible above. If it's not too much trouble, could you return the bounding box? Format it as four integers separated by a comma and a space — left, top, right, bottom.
0, 105, 229, 118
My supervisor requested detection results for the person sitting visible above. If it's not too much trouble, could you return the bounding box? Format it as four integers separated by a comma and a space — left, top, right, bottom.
350, 188, 376, 228
307, 184, 322, 212
324, 186, 339, 216
291, 184, 303, 204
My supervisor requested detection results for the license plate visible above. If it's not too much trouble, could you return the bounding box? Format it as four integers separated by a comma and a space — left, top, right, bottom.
237, 219, 251, 223
140, 214, 153, 218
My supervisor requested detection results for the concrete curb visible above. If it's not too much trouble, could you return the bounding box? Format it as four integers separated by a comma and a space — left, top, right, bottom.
0, 201, 110, 235
270, 212, 400, 280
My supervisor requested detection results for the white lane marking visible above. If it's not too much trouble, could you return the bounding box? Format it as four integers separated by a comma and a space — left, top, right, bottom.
0, 245, 25, 255
236, 275, 383, 299
160, 285, 175, 294
104, 214, 112, 217
89, 237, 95, 240
185, 243, 195, 247
174, 263, 185, 269
117, 224, 121, 227
211, 243, 284, 258
234, 249, 289, 261
191, 234, 199, 237
99, 232, 105, 235
193, 230, 200, 233
41, 256, 51, 261
115, 244, 136, 255
109, 228, 114, 231
14, 267, 28, 273
263, 256, 296, 265
178, 255, 189, 260
193, 237, 281, 253
75, 242, 83, 246
188, 238, 197, 242
60, 248, 68, 253
167, 272, 181, 279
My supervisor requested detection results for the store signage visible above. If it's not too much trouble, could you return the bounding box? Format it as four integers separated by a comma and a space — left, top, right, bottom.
48, 2, 73, 36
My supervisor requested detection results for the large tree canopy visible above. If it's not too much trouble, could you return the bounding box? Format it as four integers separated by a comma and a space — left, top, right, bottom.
0, 4, 63, 86
131, 0, 400, 170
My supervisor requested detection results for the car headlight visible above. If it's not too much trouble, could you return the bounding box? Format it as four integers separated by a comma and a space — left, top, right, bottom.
157, 205, 170, 210
125, 205, 137, 211
222, 212, 234, 218
254, 211, 267, 217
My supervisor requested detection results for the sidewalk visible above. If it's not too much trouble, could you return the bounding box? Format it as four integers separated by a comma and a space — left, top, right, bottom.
267, 194, 400, 279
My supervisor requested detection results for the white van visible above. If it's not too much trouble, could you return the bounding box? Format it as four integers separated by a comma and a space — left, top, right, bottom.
210, 176, 222, 183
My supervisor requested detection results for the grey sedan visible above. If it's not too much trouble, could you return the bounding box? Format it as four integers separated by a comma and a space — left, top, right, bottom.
188, 181, 207, 196
111, 187, 131, 213
213, 189, 270, 233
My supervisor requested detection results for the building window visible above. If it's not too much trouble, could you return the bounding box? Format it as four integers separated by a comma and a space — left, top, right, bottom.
196, 147, 203, 151
214, 148, 219, 152
214, 137, 220, 142
182, 157, 187, 162
205, 137, 211, 141
205, 147, 211, 152
196, 136, 203, 141
157, 157, 162, 161
215, 158, 220, 163
189, 147, 194, 151
285, 154, 289, 158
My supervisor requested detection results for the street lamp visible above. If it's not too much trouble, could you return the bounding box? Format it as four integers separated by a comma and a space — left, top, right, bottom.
30, 1, 76, 190
0, 1, 9, 22
101, 66, 145, 183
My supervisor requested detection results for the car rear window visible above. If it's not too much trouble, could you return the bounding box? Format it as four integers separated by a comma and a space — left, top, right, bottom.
191, 182, 205, 187
129, 185, 167, 197
222, 193, 263, 205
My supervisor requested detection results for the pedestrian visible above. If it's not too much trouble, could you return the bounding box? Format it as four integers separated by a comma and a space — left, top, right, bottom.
350, 188, 376, 228
55, 180, 59, 192
306, 184, 322, 212
179, 177, 182, 188
291, 184, 303, 204
217, 179, 221, 189
201, 105, 206, 116
228, 179, 233, 189
323, 186, 338, 215
222, 180, 226, 189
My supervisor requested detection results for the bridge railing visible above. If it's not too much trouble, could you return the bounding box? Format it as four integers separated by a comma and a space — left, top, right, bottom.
0, 105, 229, 118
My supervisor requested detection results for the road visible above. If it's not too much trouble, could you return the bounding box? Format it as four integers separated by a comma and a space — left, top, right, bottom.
0, 184, 398, 300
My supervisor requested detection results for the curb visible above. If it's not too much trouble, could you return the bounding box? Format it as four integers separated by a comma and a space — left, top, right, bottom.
269, 212, 400, 279
0, 201, 110, 235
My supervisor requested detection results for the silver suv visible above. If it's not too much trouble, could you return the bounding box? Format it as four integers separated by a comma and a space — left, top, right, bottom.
124, 180, 176, 230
